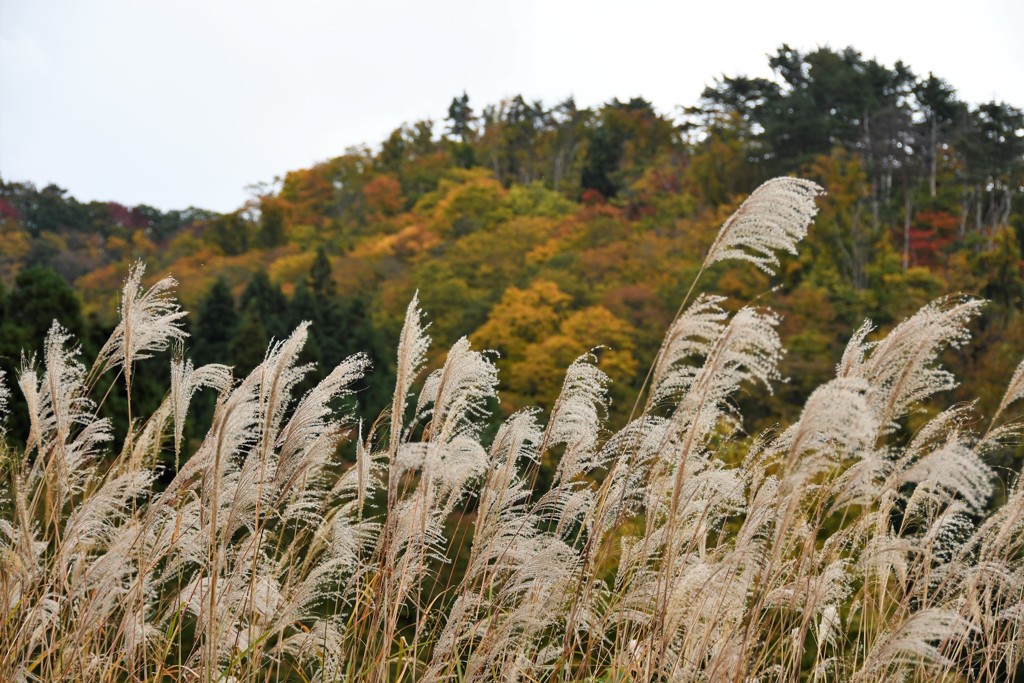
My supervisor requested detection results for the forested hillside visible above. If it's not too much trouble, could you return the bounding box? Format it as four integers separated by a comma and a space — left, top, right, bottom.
1, 44, 1021, 463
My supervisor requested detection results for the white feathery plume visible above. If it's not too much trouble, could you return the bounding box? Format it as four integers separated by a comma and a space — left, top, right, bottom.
461, 533, 580, 680
836, 319, 875, 378
184, 371, 263, 539
780, 377, 876, 458
390, 292, 430, 459
275, 618, 345, 683
993, 358, 1024, 423
410, 336, 498, 505
120, 395, 173, 473
160, 365, 261, 502
918, 502, 975, 567
218, 326, 317, 535
477, 410, 542, 524
839, 295, 984, 431
118, 607, 161, 665
650, 294, 729, 407
445, 410, 541, 661
250, 322, 315, 458
93, 260, 188, 380
19, 323, 112, 495
277, 352, 370, 470
324, 507, 380, 573
170, 348, 232, 462
764, 559, 852, 618
905, 402, 975, 461
331, 422, 384, 513
381, 337, 501, 646
859, 522, 914, 587
672, 306, 783, 442
735, 474, 780, 552
768, 377, 877, 494
685, 307, 783, 407
816, 604, 842, 650
703, 177, 823, 275
854, 609, 973, 679
620, 305, 783, 674
969, 473, 1024, 564
60, 469, 153, 568
22, 323, 85, 453
597, 415, 671, 532
275, 433, 340, 526
547, 351, 611, 486
983, 356, 1024, 450
898, 432, 993, 515
271, 555, 355, 629
0, 368, 8, 427
72, 519, 149, 634
16, 356, 43, 455
663, 557, 747, 633
418, 337, 498, 446
385, 494, 449, 593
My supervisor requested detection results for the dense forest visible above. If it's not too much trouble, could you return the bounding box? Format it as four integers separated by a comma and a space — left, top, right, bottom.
0, 43, 1021, 467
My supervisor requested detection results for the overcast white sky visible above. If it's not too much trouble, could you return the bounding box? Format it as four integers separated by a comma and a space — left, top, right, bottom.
1, 0, 1022, 213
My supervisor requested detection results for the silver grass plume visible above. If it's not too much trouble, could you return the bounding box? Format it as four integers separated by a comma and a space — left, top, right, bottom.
330, 421, 384, 522
838, 295, 984, 432
783, 377, 876, 457
759, 378, 878, 555
984, 357, 1024, 449
121, 394, 174, 472
896, 405, 994, 515
390, 338, 499, 587
417, 337, 497, 437
993, 358, 1024, 424
764, 377, 878, 493
674, 306, 783, 435
854, 609, 974, 680
427, 413, 543, 676
0, 368, 8, 426
276, 352, 370, 480
390, 293, 430, 457
472, 410, 543, 555
597, 415, 671, 532
412, 336, 499, 502
547, 351, 611, 488
170, 348, 232, 463
220, 326, 320, 538
650, 294, 729, 407
250, 322, 315, 458
703, 177, 824, 275
93, 260, 188, 380
19, 322, 113, 494
272, 352, 372, 546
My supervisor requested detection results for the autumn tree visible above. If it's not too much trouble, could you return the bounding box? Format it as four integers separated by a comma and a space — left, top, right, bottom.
192, 277, 238, 366
446, 91, 477, 168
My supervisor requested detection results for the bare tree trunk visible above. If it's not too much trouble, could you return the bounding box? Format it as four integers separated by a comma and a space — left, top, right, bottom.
903, 191, 914, 270
853, 199, 866, 289
929, 120, 938, 198
975, 184, 983, 232
988, 188, 998, 247
871, 178, 881, 235
1000, 188, 1015, 227
960, 189, 969, 238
